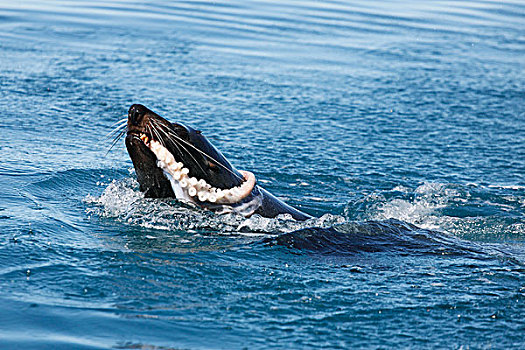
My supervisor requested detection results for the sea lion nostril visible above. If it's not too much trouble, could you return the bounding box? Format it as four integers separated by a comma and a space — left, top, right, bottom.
128, 104, 145, 126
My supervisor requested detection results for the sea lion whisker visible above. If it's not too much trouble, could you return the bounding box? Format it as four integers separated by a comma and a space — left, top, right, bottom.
161, 131, 209, 176
105, 119, 127, 140
105, 127, 127, 156
150, 123, 203, 174
109, 117, 128, 128
154, 121, 244, 182
149, 120, 199, 165
149, 120, 204, 174
103, 122, 128, 142
105, 125, 127, 144
104, 122, 125, 135
151, 119, 237, 180
146, 124, 156, 144
150, 123, 166, 148
162, 135, 186, 169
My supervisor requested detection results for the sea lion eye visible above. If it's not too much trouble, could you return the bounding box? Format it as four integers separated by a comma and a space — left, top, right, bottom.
128, 104, 146, 126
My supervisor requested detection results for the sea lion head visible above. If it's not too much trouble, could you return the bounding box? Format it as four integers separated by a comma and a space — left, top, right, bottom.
125, 104, 253, 205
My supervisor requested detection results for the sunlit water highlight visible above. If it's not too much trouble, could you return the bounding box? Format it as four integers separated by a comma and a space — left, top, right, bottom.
0, 0, 524, 348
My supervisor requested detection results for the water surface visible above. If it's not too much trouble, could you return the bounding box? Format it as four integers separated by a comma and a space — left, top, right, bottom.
0, 0, 524, 348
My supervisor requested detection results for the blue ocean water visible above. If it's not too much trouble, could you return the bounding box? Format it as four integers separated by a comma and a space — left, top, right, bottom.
0, 0, 524, 348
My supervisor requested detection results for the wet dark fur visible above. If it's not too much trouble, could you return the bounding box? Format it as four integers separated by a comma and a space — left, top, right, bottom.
124, 104, 311, 221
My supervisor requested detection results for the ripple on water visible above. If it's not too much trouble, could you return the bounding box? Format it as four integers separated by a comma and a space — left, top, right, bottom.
0, 0, 524, 348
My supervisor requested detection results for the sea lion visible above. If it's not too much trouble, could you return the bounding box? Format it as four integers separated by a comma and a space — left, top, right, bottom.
124, 104, 311, 221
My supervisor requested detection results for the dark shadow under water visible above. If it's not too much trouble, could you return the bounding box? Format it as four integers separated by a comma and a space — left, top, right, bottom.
266, 219, 523, 266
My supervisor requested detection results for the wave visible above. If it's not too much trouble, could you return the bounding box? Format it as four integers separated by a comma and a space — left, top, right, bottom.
345, 182, 525, 242
87, 177, 524, 264
85, 177, 346, 235
268, 219, 512, 260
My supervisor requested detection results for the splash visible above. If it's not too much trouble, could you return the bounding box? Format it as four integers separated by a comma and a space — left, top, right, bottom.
85, 177, 345, 235
370, 182, 453, 230
349, 182, 525, 241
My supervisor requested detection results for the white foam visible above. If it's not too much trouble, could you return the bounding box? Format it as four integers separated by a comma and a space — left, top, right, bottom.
488, 184, 525, 190
362, 182, 458, 231
361, 181, 525, 239
86, 177, 346, 234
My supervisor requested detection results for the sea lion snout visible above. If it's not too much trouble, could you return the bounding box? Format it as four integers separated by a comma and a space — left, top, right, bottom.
128, 104, 148, 126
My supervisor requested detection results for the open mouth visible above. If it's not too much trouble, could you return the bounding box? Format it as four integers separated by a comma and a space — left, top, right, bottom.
137, 132, 256, 204
121, 104, 310, 220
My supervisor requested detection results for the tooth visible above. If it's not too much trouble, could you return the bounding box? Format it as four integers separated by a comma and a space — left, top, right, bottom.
172, 171, 181, 180
179, 179, 188, 188
198, 179, 207, 189
215, 189, 225, 199
208, 193, 217, 203
189, 177, 198, 186
188, 187, 197, 197
181, 168, 189, 175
